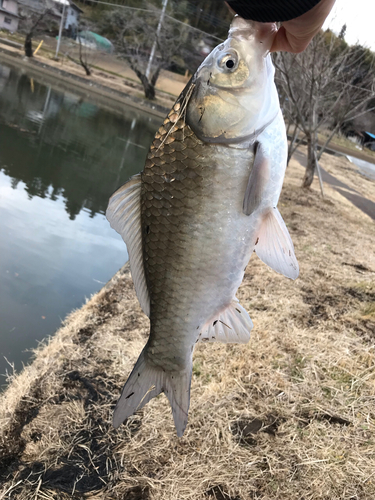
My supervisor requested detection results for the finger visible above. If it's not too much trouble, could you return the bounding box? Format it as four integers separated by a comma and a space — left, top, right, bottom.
270, 0, 336, 53
270, 26, 317, 53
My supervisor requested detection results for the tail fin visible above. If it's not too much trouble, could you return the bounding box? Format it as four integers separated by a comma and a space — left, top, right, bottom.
113, 348, 192, 437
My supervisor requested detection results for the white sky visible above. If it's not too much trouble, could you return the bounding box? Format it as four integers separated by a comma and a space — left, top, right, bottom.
323, 0, 375, 51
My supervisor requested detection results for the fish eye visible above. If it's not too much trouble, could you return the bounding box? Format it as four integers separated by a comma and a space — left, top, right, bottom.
217, 50, 239, 73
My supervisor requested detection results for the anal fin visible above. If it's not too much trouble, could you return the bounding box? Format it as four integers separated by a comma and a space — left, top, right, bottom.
198, 299, 253, 344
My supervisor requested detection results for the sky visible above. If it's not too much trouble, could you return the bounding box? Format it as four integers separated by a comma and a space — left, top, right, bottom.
323, 0, 375, 51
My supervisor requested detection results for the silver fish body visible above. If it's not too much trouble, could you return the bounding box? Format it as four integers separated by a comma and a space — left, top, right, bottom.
106, 17, 298, 436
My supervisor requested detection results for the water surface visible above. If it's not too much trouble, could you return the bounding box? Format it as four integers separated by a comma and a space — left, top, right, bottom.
0, 62, 161, 383
346, 155, 375, 181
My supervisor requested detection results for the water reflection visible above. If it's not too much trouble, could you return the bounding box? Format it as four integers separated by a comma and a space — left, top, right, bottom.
0, 63, 161, 219
346, 155, 375, 181
0, 62, 162, 383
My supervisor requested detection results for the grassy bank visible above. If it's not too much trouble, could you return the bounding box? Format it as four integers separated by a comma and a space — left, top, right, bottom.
0, 154, 374, 499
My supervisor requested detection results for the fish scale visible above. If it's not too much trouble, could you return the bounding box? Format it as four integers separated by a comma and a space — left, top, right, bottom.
141, 95, 256, 373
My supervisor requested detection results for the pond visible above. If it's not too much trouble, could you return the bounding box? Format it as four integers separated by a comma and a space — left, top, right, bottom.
346, 155, 375, 181
0, 62, 162, 385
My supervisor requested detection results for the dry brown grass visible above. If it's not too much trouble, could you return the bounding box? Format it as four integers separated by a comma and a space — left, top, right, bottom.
0, 155, 374, 500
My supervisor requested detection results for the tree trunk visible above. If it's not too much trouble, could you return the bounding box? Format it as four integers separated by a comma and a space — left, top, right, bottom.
77, 33, 91, 76
302, 134, 316, 188
137, 72, 155, 100
24, 9, 52, 58
128, 63, 156, 100
79, 56, 91, 76
25, 34, 33, 57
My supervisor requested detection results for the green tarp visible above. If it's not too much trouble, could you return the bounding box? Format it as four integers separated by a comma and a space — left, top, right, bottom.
78, 31, 114, 53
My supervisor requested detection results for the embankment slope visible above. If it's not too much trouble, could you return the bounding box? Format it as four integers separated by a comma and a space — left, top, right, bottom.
0, 155, 374, 499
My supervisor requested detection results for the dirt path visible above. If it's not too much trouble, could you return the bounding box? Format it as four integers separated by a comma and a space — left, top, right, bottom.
294, 149, 375, 220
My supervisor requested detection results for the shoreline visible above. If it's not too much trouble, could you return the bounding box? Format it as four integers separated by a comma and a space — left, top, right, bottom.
1, 42, 375, 168
0, 45, 170, 119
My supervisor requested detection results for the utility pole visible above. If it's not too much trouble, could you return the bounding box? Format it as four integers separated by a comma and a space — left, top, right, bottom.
55, 0, 69, 59
145, 0, 168, 80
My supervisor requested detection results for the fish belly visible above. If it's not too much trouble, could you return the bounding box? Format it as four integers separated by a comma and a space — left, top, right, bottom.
142, 127, 256, 372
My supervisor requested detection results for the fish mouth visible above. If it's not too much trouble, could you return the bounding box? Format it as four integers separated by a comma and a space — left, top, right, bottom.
229, 17, 277, 52
193, 71, 249, 94
207, 82, 250, 92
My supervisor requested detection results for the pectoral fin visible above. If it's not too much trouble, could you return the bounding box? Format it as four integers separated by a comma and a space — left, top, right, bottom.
255, 208, 299, 280
106, 174, 150, 316
243, 141, 270, 216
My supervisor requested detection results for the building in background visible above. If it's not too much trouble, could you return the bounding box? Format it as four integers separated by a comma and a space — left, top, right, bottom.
64, 2, 82, 35
17, 0, 82, 36
0, 0, 20, 32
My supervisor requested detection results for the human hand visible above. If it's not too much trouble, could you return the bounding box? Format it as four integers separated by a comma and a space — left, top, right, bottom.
270, 0, 336, 53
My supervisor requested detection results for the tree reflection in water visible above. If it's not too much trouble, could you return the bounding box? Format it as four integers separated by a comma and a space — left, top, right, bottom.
0, 63, 161, 219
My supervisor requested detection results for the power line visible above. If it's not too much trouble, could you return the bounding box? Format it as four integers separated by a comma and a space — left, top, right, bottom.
164, 13, 224, 41
77, 0, 224, 41
80, 1, 153, 13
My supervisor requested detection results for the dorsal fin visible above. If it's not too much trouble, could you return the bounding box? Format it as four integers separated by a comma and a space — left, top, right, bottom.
106, 174, 150, 316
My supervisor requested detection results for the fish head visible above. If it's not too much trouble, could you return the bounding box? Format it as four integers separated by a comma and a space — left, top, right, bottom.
186, 17, 279, 143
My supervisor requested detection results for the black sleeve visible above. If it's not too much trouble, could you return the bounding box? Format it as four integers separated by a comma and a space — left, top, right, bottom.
226, 0, 321, 23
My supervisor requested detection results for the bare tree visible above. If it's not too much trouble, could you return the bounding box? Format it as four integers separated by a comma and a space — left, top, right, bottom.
71, 28, 101, 76
64, 25, 113, 77
77, 31, 92, 76
274, 30, 375, 188
101, 7, 204, 100
20, 2, 54, 57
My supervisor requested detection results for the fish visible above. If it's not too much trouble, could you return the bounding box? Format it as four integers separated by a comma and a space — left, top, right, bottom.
106, 16, 299, 437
